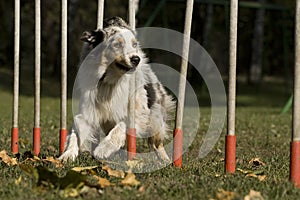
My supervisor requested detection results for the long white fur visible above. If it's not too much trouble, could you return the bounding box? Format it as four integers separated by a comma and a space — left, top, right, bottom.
59, 24, 174, 162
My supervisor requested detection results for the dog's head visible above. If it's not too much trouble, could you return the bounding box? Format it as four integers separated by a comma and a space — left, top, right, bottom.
81, 17, 143, 73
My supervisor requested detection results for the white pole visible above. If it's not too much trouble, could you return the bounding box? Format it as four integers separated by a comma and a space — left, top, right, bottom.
34, 0, 41, 129
293, 0, 300, 142
227, 0, 238, 137
13, 0, 20, 129
12, 0, 20, 154
127, 0, 137, 160
173, 0, 194, 167
33, 0, 41, 156
129, 0, 136, 129
290, 0, 300, 188
225, 0, 238, 174
97, 0, 104, 29
175, 0, 194, 129
61, 0, 67, 131
60, 0, 68, 154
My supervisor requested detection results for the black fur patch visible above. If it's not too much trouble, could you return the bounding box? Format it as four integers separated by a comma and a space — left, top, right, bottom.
103, 16, 130, 29
80, 30, 104, 48
144, 84, 156, 108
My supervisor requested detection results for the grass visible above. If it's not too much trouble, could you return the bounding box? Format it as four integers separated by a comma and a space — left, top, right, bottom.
0, 67, 300, 199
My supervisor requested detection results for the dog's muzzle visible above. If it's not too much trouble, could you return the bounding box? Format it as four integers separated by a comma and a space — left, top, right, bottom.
130, 56, 140, 67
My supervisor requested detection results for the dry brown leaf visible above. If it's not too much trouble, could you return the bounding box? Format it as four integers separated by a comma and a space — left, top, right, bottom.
93, 175, 112, 188
72, 166, 98, 172
246, 173, 266, 182
244, 190, 264, 200
237, 168, 253, 174
15, 176, 22, 185
138, 185, 146, 193
43, 157, 63, 168
249, 158, 265, 166
0, 150, 18, 166
102, 165, 125, 178
216, 189, 236, 200
121, 172, 140, 186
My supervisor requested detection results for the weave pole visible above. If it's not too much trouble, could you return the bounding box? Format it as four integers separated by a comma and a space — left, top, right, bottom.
33, 0, 41, 156
290, 0, 300, 188
12, 0, 20, 154
173, 0, 194, 167
127, 0, 137, 160
225, 0, 238, 174
59, 0, 68, 155
97, 0, 104, 30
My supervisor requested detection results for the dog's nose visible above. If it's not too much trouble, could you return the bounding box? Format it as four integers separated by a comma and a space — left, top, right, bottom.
130, 56, 140, 67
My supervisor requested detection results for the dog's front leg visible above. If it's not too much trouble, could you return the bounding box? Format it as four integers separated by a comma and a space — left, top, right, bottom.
59, 114, 91, 161
58, 127, 79, 161
93, 122, 126, 160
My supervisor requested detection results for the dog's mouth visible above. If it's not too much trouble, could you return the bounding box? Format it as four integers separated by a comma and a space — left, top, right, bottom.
115, 62, 136, 73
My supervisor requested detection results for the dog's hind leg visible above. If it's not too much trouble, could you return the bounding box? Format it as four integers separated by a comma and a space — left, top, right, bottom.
148, 104, 171, 162
93, 122, 126, 160
148, 134, 170, 162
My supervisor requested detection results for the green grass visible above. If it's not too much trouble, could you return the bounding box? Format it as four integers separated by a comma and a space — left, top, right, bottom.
0, 69, 300, 199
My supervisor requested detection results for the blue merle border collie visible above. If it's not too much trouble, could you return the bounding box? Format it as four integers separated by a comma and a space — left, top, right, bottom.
59, 17, 175, 162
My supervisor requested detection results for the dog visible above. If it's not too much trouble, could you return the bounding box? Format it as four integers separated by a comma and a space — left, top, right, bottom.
59, 17, 175, 162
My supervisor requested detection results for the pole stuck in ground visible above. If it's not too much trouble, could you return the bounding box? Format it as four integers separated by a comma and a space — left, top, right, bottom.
127, 0, 137, 160
12, 0, 20, 154
33, 0, 41, 156
97, 0, 104, 30
225, 0, 238, 174
60, 0, 68, 155
173, 0, 194, 167
290, 0, 300, 189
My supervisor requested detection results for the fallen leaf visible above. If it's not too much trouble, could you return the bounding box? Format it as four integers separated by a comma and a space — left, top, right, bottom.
93, 175, 112, 188
138, 185, 146, 193
43, 157, 63, 168
60, 182, 85, 198
246, 174, 266, 182
71, 166, 98, 172
102, 165, 125, 178
249, 158, 265, 166
244, 190, 264, 200
0, 150, 18, 166
237, 168, 264, 175
216, 189, 236, 200
121, 172, 140, 186
15, 176, 22, 185
237, 168, 253, 174
19, 164, 39, 180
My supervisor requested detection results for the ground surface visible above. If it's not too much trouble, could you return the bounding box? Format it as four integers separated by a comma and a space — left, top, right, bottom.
0, 68, 300, 199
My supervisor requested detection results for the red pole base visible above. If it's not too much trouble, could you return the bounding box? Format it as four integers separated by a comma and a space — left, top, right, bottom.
11, 127, 19, 154
59, 128, 68, 155
173, 128, 183, 167
225, 135, 236, 173
127, 128, 136, 160
33, 127, 41, 156
290, 141, 300, 188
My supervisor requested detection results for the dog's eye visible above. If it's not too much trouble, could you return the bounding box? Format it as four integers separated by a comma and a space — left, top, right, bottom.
132, 42, 138, 48
113, 42, 121, 49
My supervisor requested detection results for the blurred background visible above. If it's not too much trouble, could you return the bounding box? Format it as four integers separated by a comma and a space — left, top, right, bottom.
0, 0, 297, 107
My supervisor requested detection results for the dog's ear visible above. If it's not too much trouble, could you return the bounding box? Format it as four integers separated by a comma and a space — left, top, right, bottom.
80, 30, 105, 48
103, 16, 129, 29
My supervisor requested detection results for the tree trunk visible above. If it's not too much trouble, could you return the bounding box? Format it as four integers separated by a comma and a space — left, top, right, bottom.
249, 0, 265, 84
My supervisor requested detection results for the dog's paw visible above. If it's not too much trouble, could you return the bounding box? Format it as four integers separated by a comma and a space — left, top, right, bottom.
58, 150, 79, 162
153, 143, 171, 163
93, 122, 126, 160
58, 130, 79, 162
